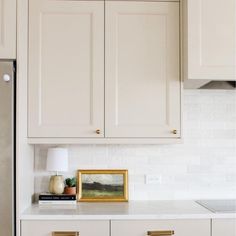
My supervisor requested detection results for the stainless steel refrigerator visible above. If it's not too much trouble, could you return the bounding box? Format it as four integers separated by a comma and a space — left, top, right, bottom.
0, 61, 15, 236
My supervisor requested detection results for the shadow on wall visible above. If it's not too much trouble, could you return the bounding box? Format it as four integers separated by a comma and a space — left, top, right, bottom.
184, 80, 236, 90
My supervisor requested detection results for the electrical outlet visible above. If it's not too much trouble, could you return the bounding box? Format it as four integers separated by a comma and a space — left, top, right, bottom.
145, 175, 162, 185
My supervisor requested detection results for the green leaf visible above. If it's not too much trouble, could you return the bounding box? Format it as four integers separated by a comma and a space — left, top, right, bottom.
65, 177, 77, 187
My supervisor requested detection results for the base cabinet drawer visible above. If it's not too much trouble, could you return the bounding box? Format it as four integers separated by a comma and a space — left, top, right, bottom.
212, 219, 236, 236
111, 220, 211, 236
21, 220, 109, 236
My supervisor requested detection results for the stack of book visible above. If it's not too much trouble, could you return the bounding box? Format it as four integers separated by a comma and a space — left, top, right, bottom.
39, 193, 77, 205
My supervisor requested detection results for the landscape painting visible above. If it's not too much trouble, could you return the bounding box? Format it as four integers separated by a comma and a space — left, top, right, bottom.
77, 170, 128, 202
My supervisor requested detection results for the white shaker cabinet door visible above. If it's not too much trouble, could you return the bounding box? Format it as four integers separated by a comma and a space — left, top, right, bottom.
105, 2, 181, 138
111, 220, 211, 236
188, 0, 236, 80
28, 0, 104, 138
0, 0, 16, 59
21, 220, 110, 236
212, 219, 236, 236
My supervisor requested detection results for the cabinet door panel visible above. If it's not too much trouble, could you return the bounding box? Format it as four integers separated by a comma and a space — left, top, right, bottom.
105, 2, 181, 138
212, 219, 236, 236
188, 0, 236, 80
111, 220, 210, 236
21, 220, 109, 236
0, 0, 16, 59
111, 220, 211, 236
28, 0, 104, 138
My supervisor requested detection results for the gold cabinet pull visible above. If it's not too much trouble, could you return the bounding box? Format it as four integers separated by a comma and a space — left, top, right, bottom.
147, 230, 174, 236
172, 129, 177, 134
96, 129, 101, 134
52, 232, 79, 236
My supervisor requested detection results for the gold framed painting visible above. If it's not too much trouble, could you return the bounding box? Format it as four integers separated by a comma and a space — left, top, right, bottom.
77, 170, 128, 202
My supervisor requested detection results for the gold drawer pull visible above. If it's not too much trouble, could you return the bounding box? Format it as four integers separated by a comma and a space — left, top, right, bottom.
52, 232, 79, 236
147, 230, 174, 236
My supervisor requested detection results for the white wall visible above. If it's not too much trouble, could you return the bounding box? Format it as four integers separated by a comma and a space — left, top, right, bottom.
34, 90, 236, 200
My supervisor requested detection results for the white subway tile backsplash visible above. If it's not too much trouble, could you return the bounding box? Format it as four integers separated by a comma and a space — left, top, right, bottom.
34, 90, 236, 200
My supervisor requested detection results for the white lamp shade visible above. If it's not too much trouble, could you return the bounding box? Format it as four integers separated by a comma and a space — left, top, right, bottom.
46, 148, 68, 172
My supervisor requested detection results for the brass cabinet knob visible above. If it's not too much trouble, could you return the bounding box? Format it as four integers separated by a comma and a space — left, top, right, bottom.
147, 230, 174, 236
96, 129, 101, 134
172, 129, 177, 134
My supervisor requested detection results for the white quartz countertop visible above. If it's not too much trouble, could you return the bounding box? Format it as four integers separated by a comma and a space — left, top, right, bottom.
21, 201, 236, 220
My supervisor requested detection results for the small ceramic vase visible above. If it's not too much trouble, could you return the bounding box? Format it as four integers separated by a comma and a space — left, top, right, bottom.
49, 175, 65, 194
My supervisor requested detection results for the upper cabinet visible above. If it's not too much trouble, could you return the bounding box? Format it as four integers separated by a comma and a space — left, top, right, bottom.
28, 0, 104, 138
187, 0, 236, 80
0, 0, 16, 59
105, 2, 181, 138
28, 0, 182, 143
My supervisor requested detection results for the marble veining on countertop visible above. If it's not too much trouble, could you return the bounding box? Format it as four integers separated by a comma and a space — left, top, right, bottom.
20, 201, 236, 220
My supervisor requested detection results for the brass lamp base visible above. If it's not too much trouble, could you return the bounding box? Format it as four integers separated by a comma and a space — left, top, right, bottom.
49, 175, 65, 194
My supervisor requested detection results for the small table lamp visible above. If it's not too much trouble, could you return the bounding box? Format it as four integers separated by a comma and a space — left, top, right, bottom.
46, 148, 68, 194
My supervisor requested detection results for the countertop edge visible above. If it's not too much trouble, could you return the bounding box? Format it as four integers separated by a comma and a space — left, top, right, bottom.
20, 213, 236, 220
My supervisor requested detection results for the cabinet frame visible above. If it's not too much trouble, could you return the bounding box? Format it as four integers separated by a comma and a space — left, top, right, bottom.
27, 137, 182, 144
